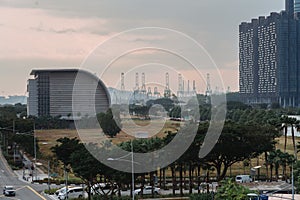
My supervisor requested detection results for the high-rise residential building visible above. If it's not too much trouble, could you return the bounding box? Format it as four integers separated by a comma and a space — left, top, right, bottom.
239, 0, 300, 107
295, 0, 300, 13
27, 69, 110, 117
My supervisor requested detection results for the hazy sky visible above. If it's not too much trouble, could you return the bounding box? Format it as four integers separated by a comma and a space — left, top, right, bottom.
0, 0, 284, 96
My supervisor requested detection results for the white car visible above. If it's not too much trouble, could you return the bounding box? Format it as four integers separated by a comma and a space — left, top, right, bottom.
3, 186, 16, 196
55, 186, 75, 196
58, 186, 87, 200
134, 186, 160, 195
91, 183, 106, 195
236, 175, 252, 183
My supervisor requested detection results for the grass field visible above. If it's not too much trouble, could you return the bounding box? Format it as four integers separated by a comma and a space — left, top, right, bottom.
35, 120, 300, 179
36, 119, 181, 158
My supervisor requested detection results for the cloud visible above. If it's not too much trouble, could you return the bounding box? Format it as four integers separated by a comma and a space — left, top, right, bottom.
0, 7, 112, 61
30, 26, 77, 34
0, 0, 285, 95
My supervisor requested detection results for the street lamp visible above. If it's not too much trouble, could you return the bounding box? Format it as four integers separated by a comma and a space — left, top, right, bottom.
33, 122, 37, 182
107, 140, 139, 200
292, 163, 295, 200
251, 165, 261, 182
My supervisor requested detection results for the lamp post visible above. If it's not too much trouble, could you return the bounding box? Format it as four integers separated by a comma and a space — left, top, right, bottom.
131, 141, 134, 200
251, 165, 261, 182
292, 163, 294, 200
107, 140, 139, 200
33, 122, 37, 182
48, 160, 50, 192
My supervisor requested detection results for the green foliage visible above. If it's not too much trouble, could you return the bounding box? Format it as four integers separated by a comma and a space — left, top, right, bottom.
169, 106, 181, 118
226, 108, 280, 125
146, 98, 175, 112
33, 115, 70, 129
215, 179, 254, 200
119, 137, 164, 153
189, 193, 214, 200
199, 121, 278, 180
226, 101, 251, 110
268, 149, 294, 180
294, 160, 300, 193
199, 104, 211, 121
44, 188, 59, 195
0, 104, 27, 120
51, 137, 82, 165
97, 108, 121, 138
13, 134, 39, 156
91, 195, 132, 200
70, 143, 102, 183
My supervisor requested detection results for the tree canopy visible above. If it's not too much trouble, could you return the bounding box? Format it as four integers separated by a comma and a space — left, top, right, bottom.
97, 108, 122, 138
197, 121, 278, 180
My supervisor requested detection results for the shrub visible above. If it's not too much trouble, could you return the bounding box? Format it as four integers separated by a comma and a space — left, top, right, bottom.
44, 188, 58, 195
215, 179, 256, 200
190, 193, 214, 200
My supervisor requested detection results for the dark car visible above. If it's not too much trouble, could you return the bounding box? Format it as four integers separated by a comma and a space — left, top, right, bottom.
3, 186, 16, 196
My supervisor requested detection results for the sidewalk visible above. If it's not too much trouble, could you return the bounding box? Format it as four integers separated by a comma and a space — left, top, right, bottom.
14, 153, 48, 183
14, 168, 48, 183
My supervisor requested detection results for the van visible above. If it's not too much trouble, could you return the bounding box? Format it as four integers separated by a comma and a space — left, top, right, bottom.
58, 186, 87, 200
235, 175, 252, 183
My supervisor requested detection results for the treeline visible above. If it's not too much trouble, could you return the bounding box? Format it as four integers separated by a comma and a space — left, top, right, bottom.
51, 119, 279, 200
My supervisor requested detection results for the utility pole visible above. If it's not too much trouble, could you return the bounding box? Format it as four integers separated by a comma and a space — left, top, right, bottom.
13, 120, 15, 163
33, 122, 37, 182
48, 160, 50, 192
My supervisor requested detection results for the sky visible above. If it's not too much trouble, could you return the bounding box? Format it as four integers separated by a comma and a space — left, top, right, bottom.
0, 0, 285, 96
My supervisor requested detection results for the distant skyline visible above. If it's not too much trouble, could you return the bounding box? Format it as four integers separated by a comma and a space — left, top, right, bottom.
0, 0, 284, 96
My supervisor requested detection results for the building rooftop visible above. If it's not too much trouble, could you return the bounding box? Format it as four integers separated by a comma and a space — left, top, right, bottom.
30, 69, 80, 75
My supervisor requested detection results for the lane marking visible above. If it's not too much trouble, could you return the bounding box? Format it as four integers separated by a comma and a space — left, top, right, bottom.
15, 186, 27, 191
26, 185, 47, 200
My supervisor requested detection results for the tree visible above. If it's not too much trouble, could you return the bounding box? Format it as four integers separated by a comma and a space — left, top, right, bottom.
169, 106, 181, 119
215, 179, 254, 200
97, 108, 122, 138
293, 160, 300, 193
69, 144, 102, 200
51, 137, 82, 166
268, 149, 282, 181
280, 116, 298, 155
268, 149, 295, 181
146, 98, 175, 112
199, 121, 277, 181
13, 133, 39, 157
119, 137, 164, 198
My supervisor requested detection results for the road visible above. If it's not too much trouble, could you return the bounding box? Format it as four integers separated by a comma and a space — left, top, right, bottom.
0, 151, 51, 200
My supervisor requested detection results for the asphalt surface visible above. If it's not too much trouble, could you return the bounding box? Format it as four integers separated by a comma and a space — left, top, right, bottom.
0, 151, 51, 200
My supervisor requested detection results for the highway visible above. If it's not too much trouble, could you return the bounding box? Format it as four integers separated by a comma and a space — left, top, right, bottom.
0, 150, 51, 200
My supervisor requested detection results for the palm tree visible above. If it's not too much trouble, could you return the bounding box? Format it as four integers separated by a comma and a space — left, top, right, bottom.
268, 150, 283, 181
280, 152, 294, 181
281, 116, 290, 152
280, 116, 298, 158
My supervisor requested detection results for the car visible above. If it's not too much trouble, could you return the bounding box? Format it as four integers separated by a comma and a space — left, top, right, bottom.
91, 183, 106, 195
236, 175, 252, 183
3, 186, 16, 196
55, 186, 75, 196
134, 186, 160, 195
58, 186, 88, 200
